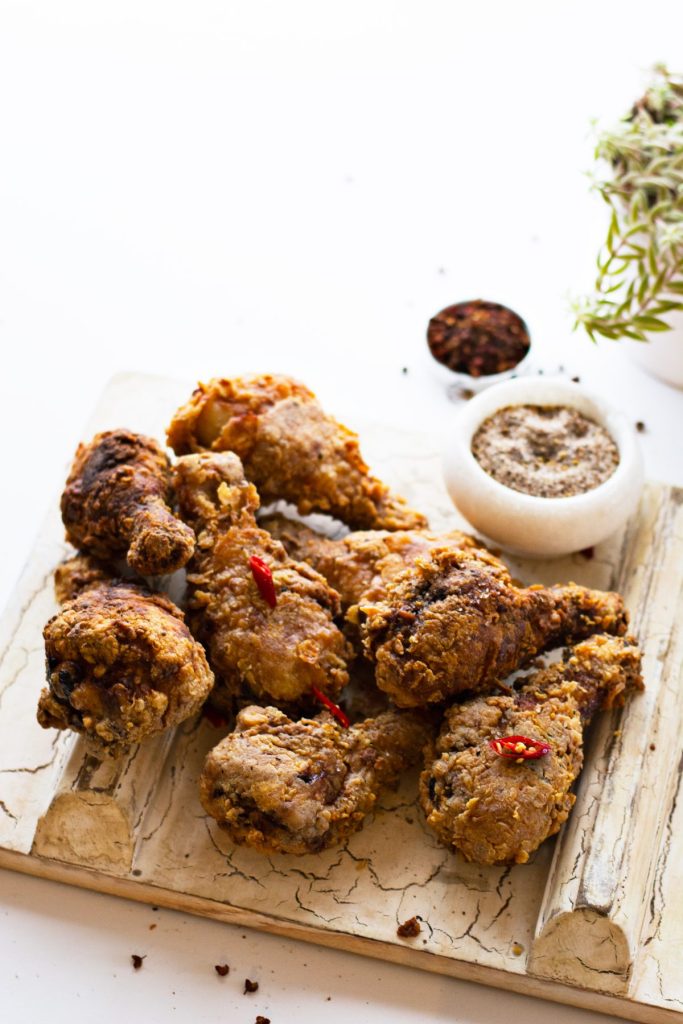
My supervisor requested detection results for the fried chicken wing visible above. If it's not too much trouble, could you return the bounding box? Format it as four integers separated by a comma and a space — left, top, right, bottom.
361, 546, 628, 706
200, 704, 433, 854
61, 429, 195, 576
260, 514, 485, 609
420, 635, 643, 864
167, 375, 427, 530
173, 452, 352, 709
39, 579, 214, 758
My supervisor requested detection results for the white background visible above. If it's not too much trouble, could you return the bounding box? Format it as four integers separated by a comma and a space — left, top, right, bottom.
1, 2, 683, 1022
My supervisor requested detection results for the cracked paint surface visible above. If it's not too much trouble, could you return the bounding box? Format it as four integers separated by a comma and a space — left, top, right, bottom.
1, 374, 682, 1017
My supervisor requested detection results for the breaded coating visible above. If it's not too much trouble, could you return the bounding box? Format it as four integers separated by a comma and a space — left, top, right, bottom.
61, 429, 196, 576
200, 704, 433, 854
166, 375, 427, 530
39, 581, 214, 758
54, 553, 118, 604
260, 514, 485, 609
420, 635, 643, 864
361, 546, 628, 706
173, 452, 352, 708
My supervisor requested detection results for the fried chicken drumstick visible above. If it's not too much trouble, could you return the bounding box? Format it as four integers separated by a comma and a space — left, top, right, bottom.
167, 375, 427, 530
260, 514, 487, 610
420, 634, 643, 864
361, 546, 628, 706
200, 704, 433, 854
61, 429, 195, 576
173, 452, 352, 708
39, 557, 214, 757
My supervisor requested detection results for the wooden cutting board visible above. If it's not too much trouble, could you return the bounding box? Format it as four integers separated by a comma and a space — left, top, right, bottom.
1, 373, 682, 1024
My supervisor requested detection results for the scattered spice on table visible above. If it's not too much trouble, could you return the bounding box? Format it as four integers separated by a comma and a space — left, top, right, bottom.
571, 376, 581, 383
131, 954, 146, 970
636, 420, 646, 433
215, 964, 230, 977
427, 299, 530, 377
397, 916, 422, 938
244, 979, 259, 994
149, 924, 157, 931
256, 1017, 271, 1024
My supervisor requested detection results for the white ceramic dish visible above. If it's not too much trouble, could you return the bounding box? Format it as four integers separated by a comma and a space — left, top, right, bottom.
442, 377, 644, 558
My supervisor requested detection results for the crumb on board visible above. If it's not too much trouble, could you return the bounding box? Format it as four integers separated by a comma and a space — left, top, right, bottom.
149, 924, 157, 931
244, 979, 259, 994
215, 964, 230, 977
131, 954, 145, 970
512, 942, 525, 956
636, 420, 646, 433
397, 916, 421, 938
256, 1017, 271, 1024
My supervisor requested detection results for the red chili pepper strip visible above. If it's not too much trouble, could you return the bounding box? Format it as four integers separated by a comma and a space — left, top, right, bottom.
489, 735, 551, 761
249, 555, 277, 608
311, 686, 350, 728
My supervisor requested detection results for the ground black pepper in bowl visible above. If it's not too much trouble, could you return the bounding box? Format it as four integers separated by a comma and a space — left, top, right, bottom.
471, 404, 620, 498
427, 300, 530, 378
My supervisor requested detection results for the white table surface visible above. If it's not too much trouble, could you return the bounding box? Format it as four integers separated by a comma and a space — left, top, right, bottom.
1, 3, 683, 1021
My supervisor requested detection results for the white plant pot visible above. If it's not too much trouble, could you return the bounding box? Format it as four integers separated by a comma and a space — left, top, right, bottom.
626, 312, 683, 389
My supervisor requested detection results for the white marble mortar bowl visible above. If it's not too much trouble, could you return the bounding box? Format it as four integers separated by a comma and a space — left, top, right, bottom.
442, 376, 644, 558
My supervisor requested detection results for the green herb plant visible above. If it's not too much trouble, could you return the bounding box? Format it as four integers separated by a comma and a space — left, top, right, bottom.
574, 65, 683, 342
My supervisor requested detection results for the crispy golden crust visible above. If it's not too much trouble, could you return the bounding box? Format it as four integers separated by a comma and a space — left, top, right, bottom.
173, 452, 353, 707
420, 635, 643, 864
61, 429, 196, 576
260, 515, 485, 609
53, 553, 118, 604
166, 376, 427, 530
360, 546, 628, 706
200, 705, 433, 854
39, 581, 214, 757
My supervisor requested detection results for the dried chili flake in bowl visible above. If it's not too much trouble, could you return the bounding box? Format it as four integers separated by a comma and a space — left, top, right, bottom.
427, 299, 531, 385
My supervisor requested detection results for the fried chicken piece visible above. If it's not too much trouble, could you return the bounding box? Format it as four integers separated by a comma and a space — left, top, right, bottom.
200, 704, 433, 854
167, 375, 427, 530
173, 452, 352, 708
420, 635, 643, 864
53, 552, 119, 604
361, 546, 628, 706
260, 514, 486, 609
61, 429, 196, 576
39, 581, 214, 758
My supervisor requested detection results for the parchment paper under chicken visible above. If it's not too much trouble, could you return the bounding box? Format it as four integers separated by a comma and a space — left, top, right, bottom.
173, 451, 353, 709
360, 546, 628, 706
200, 704, 434, 854
166, 375, 427, 530
420, 634, 643, 864
61, 429, 195, 576
39, 564, 214, 758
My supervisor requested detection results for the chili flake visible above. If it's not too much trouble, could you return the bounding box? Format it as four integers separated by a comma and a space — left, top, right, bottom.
311, 686, 350, 728
489, 735, 550, 762
249, 556, 277, 608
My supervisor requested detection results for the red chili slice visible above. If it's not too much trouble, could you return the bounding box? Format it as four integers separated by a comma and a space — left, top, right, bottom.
249, 555, 277, 608
489, 735, 550, 761
311, 686, 350, 728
